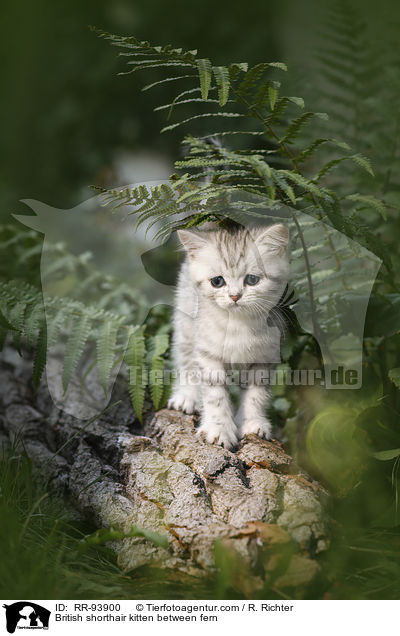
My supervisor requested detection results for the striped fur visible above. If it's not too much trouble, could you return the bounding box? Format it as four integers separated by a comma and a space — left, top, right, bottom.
168, 224, 289, 449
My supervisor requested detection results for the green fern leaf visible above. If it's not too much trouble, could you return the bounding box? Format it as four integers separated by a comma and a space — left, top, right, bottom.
46, 307, 69, 345
33, 321, 47, 389
0, 308, 18, 331
9, 300, 26, 354
346, 194, 386, 219
197, 58, 212, 100
161, 111, 243, 133
24, 302, 45, 348
212, 66, 230, 106
268, 85, 278, 110
296, 138, 351, 164
148, 333, 169, 410
62, 315, 92, 391
126, 326, 147, 421
268, 62, 288, 71
142, 75, 197, 92
278, 169, 329, 200
237, 63, 269, 97
281, 112, 327, 145
271, 169, 296, 204
351, 154, 374, 176
96, 320, 119, 394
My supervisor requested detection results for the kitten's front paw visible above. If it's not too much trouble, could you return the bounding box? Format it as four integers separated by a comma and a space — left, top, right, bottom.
197, 419, 238, 449
240, 418, 272, 440
168, 392, 200, 415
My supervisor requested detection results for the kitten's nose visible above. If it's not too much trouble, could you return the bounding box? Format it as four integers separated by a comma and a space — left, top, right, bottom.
230, 294, 241, 303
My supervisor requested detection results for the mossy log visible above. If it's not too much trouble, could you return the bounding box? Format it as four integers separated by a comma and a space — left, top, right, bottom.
0, 348, 330, 596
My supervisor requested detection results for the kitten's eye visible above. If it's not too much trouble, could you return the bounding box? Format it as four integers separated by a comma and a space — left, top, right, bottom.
210, 276, 226, 288
244, 274, 260, 286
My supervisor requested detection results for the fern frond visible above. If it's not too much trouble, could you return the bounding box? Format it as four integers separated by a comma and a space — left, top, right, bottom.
316, 154, 374, 180
296, 138, 351, 164
126, 326, 147, 421
148, 333, 169, 409
161, 111, 243, 133
142, 75, 197, 92
281, 112, 328, 146
33, 321, 47, 389
96, 320, 119, 394
197, 58, 212, 99
278, 169, 330, 200
62, 315, 92, 392
212, 66, 230, 106
346, 194, 386, 219
24, 301, 45, 348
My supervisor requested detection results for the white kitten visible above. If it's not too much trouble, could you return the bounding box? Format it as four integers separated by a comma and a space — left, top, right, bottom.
167, 224, 290, 449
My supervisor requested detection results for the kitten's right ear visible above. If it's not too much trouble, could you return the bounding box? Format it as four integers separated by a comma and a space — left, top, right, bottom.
177, 229, 207, 253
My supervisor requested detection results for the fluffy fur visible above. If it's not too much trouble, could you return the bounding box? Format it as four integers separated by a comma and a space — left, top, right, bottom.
167, 224, 290, 449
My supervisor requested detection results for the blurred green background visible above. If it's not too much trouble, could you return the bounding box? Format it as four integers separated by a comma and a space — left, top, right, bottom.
2, 0, 396, 214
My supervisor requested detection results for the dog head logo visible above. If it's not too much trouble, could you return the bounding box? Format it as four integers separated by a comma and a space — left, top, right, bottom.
3, 602, 50, 633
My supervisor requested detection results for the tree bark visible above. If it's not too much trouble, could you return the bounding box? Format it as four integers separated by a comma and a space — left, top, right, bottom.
0, 347, 330, 596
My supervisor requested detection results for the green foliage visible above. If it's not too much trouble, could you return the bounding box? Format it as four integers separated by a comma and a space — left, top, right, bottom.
0, 226, 170, 421
96, 25, 391, 294
3, 3, 400, 600
126, 326, 147, 422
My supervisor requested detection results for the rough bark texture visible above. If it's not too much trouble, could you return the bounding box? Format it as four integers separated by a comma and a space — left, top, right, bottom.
0, 347, 330, 595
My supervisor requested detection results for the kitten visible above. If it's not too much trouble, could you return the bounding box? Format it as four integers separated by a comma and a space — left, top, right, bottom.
167, 224, 290, 449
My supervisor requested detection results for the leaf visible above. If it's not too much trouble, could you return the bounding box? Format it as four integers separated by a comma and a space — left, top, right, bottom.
373, 448, 400, 461
349, 154, 374, 176
288, 96, 304, 108
197, 58, 212, 100
346, 194, 386, 219
96, 320, 119, 395
388, 368, 400, 389
33, 321, 47, 389
126, 326, 147, 421
24, 302, 45, 348
161, 111, 243, 133
142, 74, 197, 92
212, 66, 230, 106
281, 112, 320, 145
296, 138, 351, 163
62, 315, 92, 392
229, 62, 248, 75
268, 85, 278, 110
268, 61, 287, 71
278, 169, 328, 199
237, 63, 269, 97
9, 300, 26, 354
148, 333, 169, 410
0, 308, 18, 331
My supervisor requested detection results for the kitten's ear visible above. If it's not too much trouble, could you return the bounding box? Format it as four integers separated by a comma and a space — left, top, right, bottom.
177, 229, 207, 253
253, 224, 289, 256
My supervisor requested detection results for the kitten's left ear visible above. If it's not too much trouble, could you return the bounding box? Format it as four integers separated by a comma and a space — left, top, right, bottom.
253, 224, 289, 256
177, 229, 207, 254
